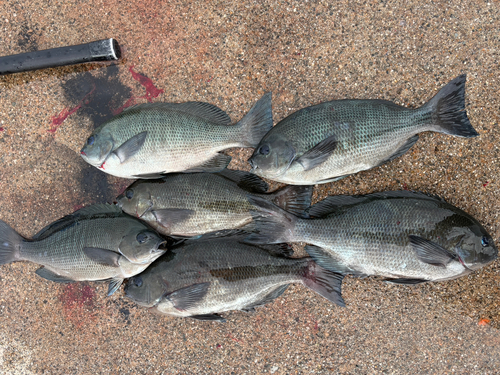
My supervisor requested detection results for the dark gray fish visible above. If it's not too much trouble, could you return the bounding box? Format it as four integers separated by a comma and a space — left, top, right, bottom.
249, 75, 478, 185
246, 191, 497, 286
124, 235, 344, 321
80, 93, 273, 179
116, 169, 312, 237
0, 204, 167, 295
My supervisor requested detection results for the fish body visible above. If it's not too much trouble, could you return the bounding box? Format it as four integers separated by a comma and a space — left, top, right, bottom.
249, 75, 478, 185
81, 93, 273, 179
0, 204, 167, 295
124, 236, 344, 321
246, 191, 497, 284
116, 169, 312, 237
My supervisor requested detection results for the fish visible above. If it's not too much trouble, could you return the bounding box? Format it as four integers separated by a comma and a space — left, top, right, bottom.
116, 169, 313, 237
80, 93, 273, 179
124, 235, 345, 321
249, 75, 478, 185
0, 204, 168, 295
245, 191, 497, 285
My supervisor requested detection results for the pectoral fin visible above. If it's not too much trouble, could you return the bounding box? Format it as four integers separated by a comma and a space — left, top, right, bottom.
409, 235, 457, 267
83, 247, 121, 267
294, 135, 337, 171
113, 131, 148, 163
152, 209, 195, 229
167, 282, 211, 311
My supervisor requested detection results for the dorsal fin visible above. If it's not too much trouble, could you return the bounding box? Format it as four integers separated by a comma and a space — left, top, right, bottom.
33, 204, 123, 240
306, 191, 447, 218
122, 102, 232, 125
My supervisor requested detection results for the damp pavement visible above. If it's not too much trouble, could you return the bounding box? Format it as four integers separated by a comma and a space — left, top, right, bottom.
0, 1, 499, 374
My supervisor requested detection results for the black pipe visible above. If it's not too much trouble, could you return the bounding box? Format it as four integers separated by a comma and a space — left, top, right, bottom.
0, 38, 121, 75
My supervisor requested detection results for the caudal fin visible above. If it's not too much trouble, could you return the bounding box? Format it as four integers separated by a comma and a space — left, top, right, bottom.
423, 74, 478, 137
0, 220, 23, 265
268, 185, 313, 216
236, 92, 273, 147
303, 259, 345, 307
244, 195, 298, 244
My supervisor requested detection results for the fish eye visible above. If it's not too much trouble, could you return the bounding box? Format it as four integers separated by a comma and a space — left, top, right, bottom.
87, 135, 95, 146
133, 276, 143, 287
259, 144, 270, 155
137, 232, 148, 244
125, 189, 134, 199
481, 236, 489, 247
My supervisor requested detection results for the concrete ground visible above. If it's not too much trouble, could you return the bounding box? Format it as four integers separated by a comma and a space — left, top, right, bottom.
0, 0, 499, 374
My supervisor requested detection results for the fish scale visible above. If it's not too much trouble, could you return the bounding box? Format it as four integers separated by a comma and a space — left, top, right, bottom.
249, 76, 478, 185
125, 236, 345, 320
246, 191, 497, 284
117, 171, 312, 237
21, 216, 142, 280
81, 94, 273, 179
0, 204, 167, 295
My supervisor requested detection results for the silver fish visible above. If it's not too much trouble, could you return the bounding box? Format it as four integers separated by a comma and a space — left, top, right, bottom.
80, 93, 273, 179
246, 191, 497, 286
249, 75, 478, 185
0, 204, 167, 295
116, 169, 312, 237
124, 235, 344, 321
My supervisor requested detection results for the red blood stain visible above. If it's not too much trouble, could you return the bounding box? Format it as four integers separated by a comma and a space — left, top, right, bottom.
129, 65, 164, 102
111, 96, 137, 115
49, 84, 96, 133
483, 181, 490, 188
0, 127, 4, 131
216, 344, 222, 349
59, 283, 97, 328
402, 182, 409, 190
227, 333, 243, 343
111, 66, 164, 115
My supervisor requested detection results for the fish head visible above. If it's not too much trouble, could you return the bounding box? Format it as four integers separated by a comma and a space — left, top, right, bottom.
124, 251, 176, 307
124, 273, 164, 307
119, 229, 167, 264
116, 185, 153, 218
249, 133, 296, 178
80, 131, 114, 167
450, 222, 498, 271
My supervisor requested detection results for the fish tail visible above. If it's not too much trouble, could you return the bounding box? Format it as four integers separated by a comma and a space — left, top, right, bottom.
235, 92, 273, 147
244, 195, 298, 244
0, 220, 23, 265
423, 74, 479, 137
302, 259, 345, 307
268, 185, 313, 216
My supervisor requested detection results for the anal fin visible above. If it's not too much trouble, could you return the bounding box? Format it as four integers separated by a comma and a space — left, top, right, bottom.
383, 278, 428, 285
241, 284, 289, 312
376, 135, 419, 167
35, 268, 75, 283
189, 314, 226, 322
183, 154, 231, 173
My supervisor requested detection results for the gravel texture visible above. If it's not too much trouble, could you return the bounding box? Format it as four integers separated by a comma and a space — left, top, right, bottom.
0, 0, 499, 374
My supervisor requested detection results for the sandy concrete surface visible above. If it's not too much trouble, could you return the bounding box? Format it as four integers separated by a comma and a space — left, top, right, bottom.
0, 0, 499, 373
